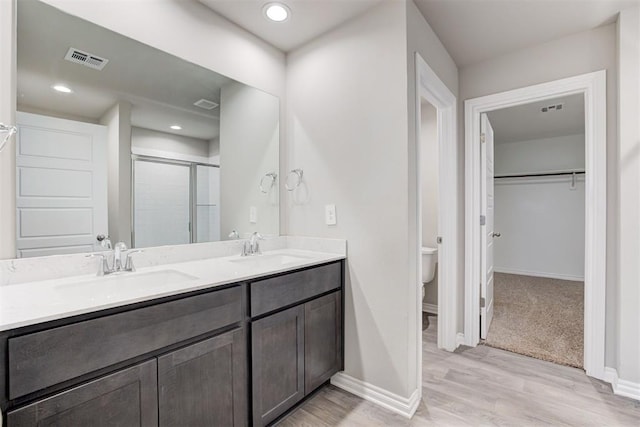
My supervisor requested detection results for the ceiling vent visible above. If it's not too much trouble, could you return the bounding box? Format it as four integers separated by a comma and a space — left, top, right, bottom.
64, 48, 109, 71
541, 103, 564, 113
193, 98, 219, 110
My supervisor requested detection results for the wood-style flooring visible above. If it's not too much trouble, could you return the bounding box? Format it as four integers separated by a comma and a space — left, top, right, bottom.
276, 315, 640, 426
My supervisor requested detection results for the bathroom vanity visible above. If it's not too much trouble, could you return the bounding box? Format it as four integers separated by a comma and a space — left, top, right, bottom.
0, 252, 344, 427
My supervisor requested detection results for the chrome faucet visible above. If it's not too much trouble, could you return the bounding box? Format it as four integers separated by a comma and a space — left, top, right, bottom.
87, 242, 143, 276
242, 232, 264, 256
114, 242, 127, 271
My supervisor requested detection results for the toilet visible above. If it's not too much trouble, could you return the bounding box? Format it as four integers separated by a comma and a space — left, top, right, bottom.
421, 246, 438, 299
421, 246, 438, 283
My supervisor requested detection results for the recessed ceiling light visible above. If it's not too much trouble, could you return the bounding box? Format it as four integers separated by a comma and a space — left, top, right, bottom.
52, 84, 73, 93
170, 125, 182, 130
263, 2, 290, 22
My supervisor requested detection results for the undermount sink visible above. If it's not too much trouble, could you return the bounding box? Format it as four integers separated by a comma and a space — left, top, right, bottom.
228, 254, 312, 268
55, 270, 199, 298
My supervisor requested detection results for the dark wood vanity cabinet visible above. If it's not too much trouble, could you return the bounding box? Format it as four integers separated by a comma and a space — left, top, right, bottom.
250, 262, 344, 426
1, 260, 344, 427
3, 284, 247, 427
7, 328, 248, 427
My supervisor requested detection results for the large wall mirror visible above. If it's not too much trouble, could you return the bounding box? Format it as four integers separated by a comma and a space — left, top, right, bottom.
15, 0, 279, 258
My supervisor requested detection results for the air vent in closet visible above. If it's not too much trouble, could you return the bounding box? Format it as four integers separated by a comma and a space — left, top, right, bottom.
193, 99, 219, 110
64, 48, 109, 71
541, 103, 564, 113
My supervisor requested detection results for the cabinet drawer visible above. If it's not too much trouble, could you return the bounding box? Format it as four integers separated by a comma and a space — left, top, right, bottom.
250, 262, 341, 317
9, 285, 243, 399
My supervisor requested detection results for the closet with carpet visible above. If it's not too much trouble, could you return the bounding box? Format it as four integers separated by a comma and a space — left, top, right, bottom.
485, 94, 586, 368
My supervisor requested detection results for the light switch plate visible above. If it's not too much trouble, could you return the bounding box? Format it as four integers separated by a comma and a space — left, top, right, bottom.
249, 206, 257, 224
325, 204, 337, 225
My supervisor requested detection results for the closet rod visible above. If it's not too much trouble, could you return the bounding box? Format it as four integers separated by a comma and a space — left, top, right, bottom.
495, 171, 585, 179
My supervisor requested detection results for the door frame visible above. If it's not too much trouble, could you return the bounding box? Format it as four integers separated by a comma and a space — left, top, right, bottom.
414, 52, 458, 357
464, 71, 607, 381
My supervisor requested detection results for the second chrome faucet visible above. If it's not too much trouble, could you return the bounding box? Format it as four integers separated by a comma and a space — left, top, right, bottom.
242, 232, 264, 256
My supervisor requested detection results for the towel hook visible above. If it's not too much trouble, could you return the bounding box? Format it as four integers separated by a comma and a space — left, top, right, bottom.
259, 172, 278, 194
0, 123, 17, 153
285, 168, 304, 191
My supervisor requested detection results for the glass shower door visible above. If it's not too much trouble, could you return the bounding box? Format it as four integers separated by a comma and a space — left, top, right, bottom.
133, 159, 191, 248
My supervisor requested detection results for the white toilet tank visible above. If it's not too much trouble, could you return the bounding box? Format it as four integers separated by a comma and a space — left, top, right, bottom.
421, 246, 438, 283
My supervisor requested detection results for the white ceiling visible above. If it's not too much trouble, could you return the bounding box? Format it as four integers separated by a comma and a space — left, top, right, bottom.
199, 0, 638, 66
17, 0, 233, 140
414, 0, 640, 67
487, 93, 584, 144
198, 0, 383, 52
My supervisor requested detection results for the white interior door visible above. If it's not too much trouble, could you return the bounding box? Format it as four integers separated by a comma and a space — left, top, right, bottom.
15, 112, 108, 258
480, 113, 495, 339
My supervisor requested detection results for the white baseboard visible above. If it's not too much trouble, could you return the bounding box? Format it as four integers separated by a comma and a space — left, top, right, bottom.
456, 333, 465, 347
494, 267, 584, 282
422, 302, 438, 314
331, 372, 420, 418
603, 367, 640, 401
603, 367, 618, 384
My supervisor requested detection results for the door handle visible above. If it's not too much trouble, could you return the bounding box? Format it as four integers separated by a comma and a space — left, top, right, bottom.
492, 232, 501, 238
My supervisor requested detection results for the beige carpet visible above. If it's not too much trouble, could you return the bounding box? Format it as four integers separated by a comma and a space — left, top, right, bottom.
485, 273, 584, 368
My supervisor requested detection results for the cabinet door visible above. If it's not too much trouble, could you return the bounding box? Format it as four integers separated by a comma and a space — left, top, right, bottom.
7, 360, 157, 427
252, 305, 305, 427
158, 328, 247, 427
305, 291, 342, 394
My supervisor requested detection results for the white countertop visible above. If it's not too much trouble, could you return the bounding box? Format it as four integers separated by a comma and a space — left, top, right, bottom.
0, 249, 344, 332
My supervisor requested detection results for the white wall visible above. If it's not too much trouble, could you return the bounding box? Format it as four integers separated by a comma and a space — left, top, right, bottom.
495, 177, 585, 280
494, 134, 585, 175
220, 82, 279, 239
494, 134, 585, 280
616, 5, 640, 387
460, 23, 618, 366
287, 0, 457, 402
131, 127, 214, 164
287, 0, 411, 398
209, 137, 220, 164
99, 101, 131, 246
